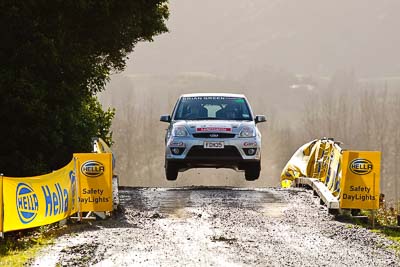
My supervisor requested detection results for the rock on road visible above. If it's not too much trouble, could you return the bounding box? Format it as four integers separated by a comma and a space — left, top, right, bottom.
32, 187, 399, 266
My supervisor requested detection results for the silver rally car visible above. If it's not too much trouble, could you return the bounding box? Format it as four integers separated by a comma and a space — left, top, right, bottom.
160, 93, 266, 181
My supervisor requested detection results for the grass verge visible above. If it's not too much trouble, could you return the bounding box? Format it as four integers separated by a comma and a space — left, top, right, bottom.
372, 228, 400, 252
352, 207, 400, 252
336, 208, 400, 253
0, 224, 65, 266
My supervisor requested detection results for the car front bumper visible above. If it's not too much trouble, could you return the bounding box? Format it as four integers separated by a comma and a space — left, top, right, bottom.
165, 136, 261, 170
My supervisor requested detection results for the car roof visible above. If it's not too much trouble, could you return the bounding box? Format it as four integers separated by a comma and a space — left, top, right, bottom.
180, 93, 246, 98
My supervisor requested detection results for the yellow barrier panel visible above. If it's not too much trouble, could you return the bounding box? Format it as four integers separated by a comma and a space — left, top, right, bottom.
281, 138, 342, 189
325, 144, 342, 197
340, 151, 380, 210
281, 139, 382, 212
281, 179, 292, 188
2, 160, 78, 233
75, 153, 113, 212
310, 139, 334, 183
280, 139, 318, 184
93, 138, 113, 154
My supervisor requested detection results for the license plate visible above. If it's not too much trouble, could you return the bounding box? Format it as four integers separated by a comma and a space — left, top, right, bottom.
204, 141, 224, 149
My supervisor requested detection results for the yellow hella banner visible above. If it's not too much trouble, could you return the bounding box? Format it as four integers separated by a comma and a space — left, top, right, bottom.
75, 153, 113, 212
340, 151, 381, 210
0, 175, 3, 234
2, 160, 78, 232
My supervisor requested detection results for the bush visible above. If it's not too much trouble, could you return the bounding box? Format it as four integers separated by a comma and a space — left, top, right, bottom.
0, 1, 168, 176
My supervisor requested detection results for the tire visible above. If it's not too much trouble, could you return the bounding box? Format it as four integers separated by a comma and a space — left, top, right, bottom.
165, 161, 178, 181
245, 162, 261, 181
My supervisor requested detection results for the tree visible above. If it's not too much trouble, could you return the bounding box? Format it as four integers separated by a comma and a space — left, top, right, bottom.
0, 1, 169, 176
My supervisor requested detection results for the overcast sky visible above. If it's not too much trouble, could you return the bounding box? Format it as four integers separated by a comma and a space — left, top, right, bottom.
125, 0, 400, 78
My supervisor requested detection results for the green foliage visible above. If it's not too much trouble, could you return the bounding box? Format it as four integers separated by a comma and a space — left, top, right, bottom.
372, 228, 400, 252
0, 225, 62, 266
376, 204, 399, 227
0, 1, 168, 176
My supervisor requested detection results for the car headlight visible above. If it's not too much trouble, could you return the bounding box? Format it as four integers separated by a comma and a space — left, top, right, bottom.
239, 126, 255, 138
172, 126, 189, 137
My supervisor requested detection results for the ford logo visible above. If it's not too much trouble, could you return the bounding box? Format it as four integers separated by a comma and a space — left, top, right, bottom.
16, 183, 39, 224
209, 133, 219, 138
349, 158, 373, 175
81, 160, 105, 177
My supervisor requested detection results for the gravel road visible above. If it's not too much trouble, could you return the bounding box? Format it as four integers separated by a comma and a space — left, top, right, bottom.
32, 187, 399, 266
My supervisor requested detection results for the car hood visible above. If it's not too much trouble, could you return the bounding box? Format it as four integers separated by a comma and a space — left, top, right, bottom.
173, 120, 255, 134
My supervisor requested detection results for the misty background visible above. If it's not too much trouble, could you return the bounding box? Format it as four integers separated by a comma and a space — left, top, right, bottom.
99, 0, 400, 203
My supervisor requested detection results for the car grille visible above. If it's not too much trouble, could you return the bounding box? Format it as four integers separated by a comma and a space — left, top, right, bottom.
186, 146, 242, 160
192, 133, 236, 138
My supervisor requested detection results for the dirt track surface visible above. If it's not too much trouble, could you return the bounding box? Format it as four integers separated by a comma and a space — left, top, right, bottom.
32, 187, 399, 266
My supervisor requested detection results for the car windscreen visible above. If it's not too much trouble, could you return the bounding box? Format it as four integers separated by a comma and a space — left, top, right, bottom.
173, 96, 253, 121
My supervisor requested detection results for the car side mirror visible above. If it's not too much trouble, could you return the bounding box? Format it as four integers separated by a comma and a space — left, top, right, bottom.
160, 114, 171, 123
255, 115, 266, 124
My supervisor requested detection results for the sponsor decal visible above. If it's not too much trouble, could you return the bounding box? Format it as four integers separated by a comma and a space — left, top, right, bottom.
196, 127, 232, 132
243, 141, 257, 147
81, 160, 105, 177
349, 158, 373, 175
41, 183, 69, 217
342, 186, 376, 201
16, 183, 39, 224
78, 188, 110, 205
340, 151, 380, 209
182, 96, 240, 101
170, 141, 185, 147
75, 153, 113, 212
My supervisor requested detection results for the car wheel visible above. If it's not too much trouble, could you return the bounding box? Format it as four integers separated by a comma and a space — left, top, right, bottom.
165, 161, 178, 181
245, 162, 260, 181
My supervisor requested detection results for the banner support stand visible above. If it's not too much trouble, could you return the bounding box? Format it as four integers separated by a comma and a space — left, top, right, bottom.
371, 174, 376, 229
73, 157, 82, 222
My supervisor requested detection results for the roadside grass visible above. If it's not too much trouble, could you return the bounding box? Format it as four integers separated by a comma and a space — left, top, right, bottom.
355, 206, 400, 252
371, 228, 400, 253
337, 205, 400, 252
0, 220, 93, 266
0, 209, 118, 265
0, 224, 64, 266
374, 205, 400, 252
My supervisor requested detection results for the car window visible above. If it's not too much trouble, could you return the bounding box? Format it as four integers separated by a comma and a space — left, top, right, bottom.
174, 96, 252, 120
